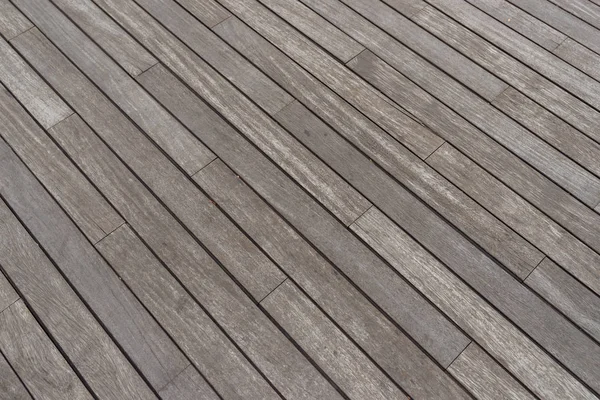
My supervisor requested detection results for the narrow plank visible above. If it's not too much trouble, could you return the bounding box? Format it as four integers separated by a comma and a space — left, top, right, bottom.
86, 0, 371, 225
275, 99, 600, 392
158, 366, 220, 400
426, 142, 600, 296
140, 64, 473, 371
193, 159, 469, 398
14, 27, 285, 302
547, 0, 600, 30
214, 16, 542, 279
249, 0, 364, 62
448, 343, 535, 400
174, 0, 231, 27
12, 0, 214, 175
554, 38, 600, 82
0, 136, 190, 391
96, 225, 274, 400
0, 273, 18, 313
261, 280, 407, 400
526, 258, 600, 342
0, 300, 92, 400
0, 196, 155, 399
0, 37, 72, 129
351, 208, 595, 399
0, 352, 32, 400
0, 0, 32, 40
0, 83, 123, 244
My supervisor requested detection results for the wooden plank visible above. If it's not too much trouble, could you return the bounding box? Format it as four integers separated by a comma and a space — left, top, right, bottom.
351, 208, 595, 399
0, 196, 155, 400
554, 38, 600, 82
0, 300, 92, 400
193, 159, 469, 398
261, 280, 407, 400
96, 225, 274, 400
448, 343, 535, 400
0, 272, 18, 314
547, 0, 600, 30
174, 0, 231, 28
14, 27, 285, 302
12, 0, 214, 175
0, 0, 32, 40
158, 366, 220, 400
128, 0, 293, 115
0, 352, 32, 400
526, 258, 600, 342
140, 64, 472, 371
0, 136, 190, 391
0, 37, 72, 129
87, 0, 371, 225
0, 84, 123, 244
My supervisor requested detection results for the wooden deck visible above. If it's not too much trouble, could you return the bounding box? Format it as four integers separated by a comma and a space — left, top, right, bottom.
0, 0, 599, 398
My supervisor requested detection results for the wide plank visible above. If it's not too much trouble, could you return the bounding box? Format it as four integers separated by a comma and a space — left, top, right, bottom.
0, 0, 32, 40
158, 365, 220, 400
0, 352, 32, 400
0, 300, 92, 400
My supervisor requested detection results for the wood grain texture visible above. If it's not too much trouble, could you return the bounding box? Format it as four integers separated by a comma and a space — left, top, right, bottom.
0, 352, 32, 400
0, 0, 32, 40
0, 84, 122, 244
448, 343, 535, 400
97, 225, 274, 400
193, 159, 469, 398
0, 300, 92, 400
526, 258, 600, 343
0, 197, 155, 400
547, 0, 600, 30
262, 280, 407, 400
0, 37, 72, 129
351, 208, 596, 400
554, 38, 600, 82
0, 272, 18, 314
12, 0, 214, 175
174, 0, 230, 27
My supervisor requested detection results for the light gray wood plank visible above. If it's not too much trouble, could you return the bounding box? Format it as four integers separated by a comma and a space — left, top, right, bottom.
378, 0, 428, 16
193, 158, 469, 398
12, 0, 214, 175
97, 225, 272, 400
547, 0, 600, 30
15, 27, 284, 302
141, 64, 472, 372
0, 0, 32, 40
0, 272, 18, 314
427, 143, 600, 297
174, 0, 230, 27
248, 0, 364, 62
0, 352, 32, 400
0, 300, 92, 400
351, 208, 595, 399
0, 84, 122, 244
0, 195, 155, 400
526, 258, 600, 342
554, 38, 600, 82
448, 343, 535, 400
0, 136, 190, 391
0, 37, 72, 129
262, 280, 407, 400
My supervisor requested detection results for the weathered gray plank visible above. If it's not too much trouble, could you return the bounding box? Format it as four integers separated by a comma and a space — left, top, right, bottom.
174, 0, 231, 27
12, 0, 214, 175
351, 208, 595, 399
15, 27, 284, 302
0, 195, 155, 399
526, 258, 600, 342
448, 343, 535, 400
0, 352, 32, 400
0, 84, 122, 244
0, 135, 191, 391
89, 0, 370, 225
0, 272, 18, 314
96, 225, 273, 400
0, 37, 72, 129
141, 64, 472, 371
547, 0, 600, 30
554, 38, 600, 82
262, 280, 407, 400
0, 300, 92, 400
193, 158, 469, 398
0, 0, 32, 40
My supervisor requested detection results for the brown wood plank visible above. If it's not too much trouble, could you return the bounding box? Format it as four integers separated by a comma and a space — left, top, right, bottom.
0, 352, 32, 400
0, 0, 32, 40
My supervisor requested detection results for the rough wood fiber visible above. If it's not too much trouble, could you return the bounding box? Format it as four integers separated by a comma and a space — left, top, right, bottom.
448, 343, 535, 400
89, 0, 371, 226
97, 225, 272, 400
262, 280, 407, 400
12, 0, 214, 175
194, 159, 469, 398
547, 0, 600, 30
174, 0, 231, 27
0, 272, 18, 314
351, 208, 596, 400
0, 352, 32, 400
526, 258, 600, 343
0, 0, 32, 39
141, 64, 472, 371
553, 38, 600, 82
0, 37, 72, 129
0, 196, 155, 400
0, 85, 122, 244
0, 300, 92, 400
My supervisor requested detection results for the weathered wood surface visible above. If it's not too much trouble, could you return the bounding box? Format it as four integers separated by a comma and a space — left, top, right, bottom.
0, 0, 32, 39
157, 365, 220, 400
0, 269, 18, 314
0, 351, 32, 400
